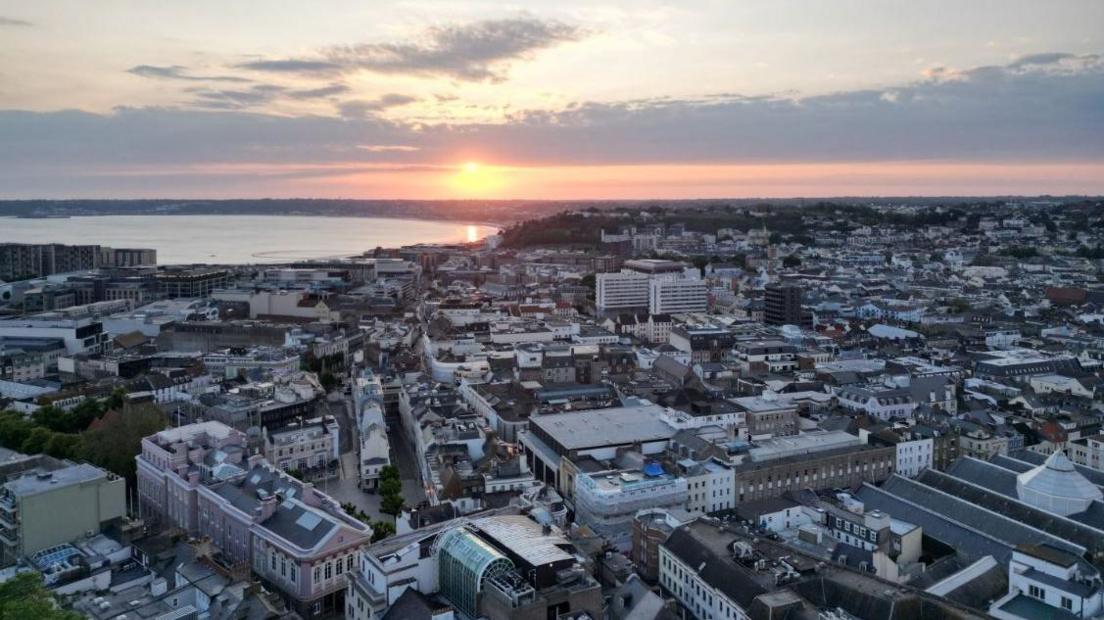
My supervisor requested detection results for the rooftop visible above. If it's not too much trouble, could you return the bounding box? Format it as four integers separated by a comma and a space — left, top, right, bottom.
527, 403, 675, 451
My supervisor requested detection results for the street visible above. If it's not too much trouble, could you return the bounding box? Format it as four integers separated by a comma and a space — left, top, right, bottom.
321, 380, 425, 523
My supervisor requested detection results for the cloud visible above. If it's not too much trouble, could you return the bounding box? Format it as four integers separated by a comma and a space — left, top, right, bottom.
186, 83, 349, 109
1008, 52, 1076, 69
0, 16, 32, 27
128, 64, 251, 83
234, 59, 343, 74
0, 50, 1101, 195
239, 17, 585, 82
357, 144, 420, 153
338, 94, 418, 118
188, 84, 288, 109
286, 83, 350, 99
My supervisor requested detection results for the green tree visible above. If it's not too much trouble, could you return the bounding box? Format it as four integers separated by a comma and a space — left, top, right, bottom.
20, 427, 53, 455
782, 255, 801, 269
80, 403, 168, 481
0, 572, 81, 620
371, 520, 396, 542
380, 494, 405, 516
0, 412, 34, 451
105, 387, 127, 411
379, 477, 402, 497
44, 433, 82, 460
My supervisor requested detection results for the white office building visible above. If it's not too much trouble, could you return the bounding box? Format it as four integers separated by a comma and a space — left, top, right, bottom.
649, 279, 708, 315
596, 272, 650, 314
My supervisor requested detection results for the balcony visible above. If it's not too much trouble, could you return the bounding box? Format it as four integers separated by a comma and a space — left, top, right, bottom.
0, 527, 18, 547
0, 505, 17, 529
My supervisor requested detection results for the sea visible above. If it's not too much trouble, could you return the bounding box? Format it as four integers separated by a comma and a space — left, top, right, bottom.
0, 215, 498, 264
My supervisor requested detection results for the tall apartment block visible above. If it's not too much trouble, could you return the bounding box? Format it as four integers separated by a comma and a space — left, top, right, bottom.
764, 282, 805, 326
0, 243, 156, 281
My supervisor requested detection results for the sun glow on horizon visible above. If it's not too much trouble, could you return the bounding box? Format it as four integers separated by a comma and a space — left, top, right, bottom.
450, 160, 504, 196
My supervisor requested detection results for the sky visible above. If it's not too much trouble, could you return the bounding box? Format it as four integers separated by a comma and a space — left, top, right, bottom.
1, 0, 1102, 199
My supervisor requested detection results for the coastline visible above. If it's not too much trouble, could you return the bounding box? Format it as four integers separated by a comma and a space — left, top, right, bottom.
0, 214, 501, 264
0, 212, 507, 229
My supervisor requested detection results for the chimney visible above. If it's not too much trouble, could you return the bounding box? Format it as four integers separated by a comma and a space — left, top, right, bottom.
299, 482, 322, 507
255, 494, 277, 521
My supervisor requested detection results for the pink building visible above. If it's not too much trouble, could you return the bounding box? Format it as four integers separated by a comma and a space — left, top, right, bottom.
136, 421, 372, 618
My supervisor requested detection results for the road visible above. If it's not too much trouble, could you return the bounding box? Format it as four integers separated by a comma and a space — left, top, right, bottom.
386, 412, 427, 505
321, 379, 425, 522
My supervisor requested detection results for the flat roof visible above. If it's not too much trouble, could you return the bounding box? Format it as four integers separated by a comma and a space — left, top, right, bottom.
748, 431, 861, 462
528, 404, 674, 451
154, 421, 238, 445
4, 463, 108, 496
471, 515, 574, 567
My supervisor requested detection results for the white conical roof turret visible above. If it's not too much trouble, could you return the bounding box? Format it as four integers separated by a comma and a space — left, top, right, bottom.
1016, 449, 1103, 517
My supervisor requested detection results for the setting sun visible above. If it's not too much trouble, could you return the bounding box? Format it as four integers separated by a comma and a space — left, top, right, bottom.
449, 160, 504, 196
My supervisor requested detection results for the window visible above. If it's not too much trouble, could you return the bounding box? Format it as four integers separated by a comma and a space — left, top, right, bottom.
325, 562, 332, 580
1061, 596, 1073, 611
1028, 585, 1044, 600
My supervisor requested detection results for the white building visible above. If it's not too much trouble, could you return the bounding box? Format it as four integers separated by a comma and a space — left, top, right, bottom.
681, 459, 735, 514
202, 346, 300, 379
649, 279, 708, 315
596, 272, 650, 314
574, 466, 688, 551
354, 370, 391, 489
894, 437, 933, 478
263, 417, 340, 476
0, 317, 111, 355
990, 545, 1103, 620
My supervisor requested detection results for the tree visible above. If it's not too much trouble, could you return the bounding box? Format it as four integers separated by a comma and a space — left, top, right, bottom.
0, 412, 34, 450
319, 372, 337, 392
0, 572, 81, 620
80, 403, 167, 481
999, 246, 1037, 259
105, 387, 127, 411
371, 520, 396, 542
782, 255, 801, 269
380, 493, 405, 516
377, 465, 404, 516
379, 477, 402, 497
690, 256, 709, 276
20, 427, 53, 455
579, 274, 596, 300
44, 433, 82, 460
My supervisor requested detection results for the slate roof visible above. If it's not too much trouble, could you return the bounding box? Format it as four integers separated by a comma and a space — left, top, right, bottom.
915, 468, 1104, 553
855, 475, 1085, 564
661, 523, 767, 609
211, 464, 368, 551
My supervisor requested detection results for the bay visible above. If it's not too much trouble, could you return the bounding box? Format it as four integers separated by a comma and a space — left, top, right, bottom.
0, 215, 498, 265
